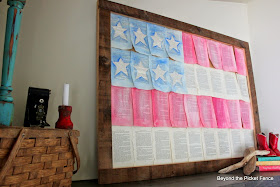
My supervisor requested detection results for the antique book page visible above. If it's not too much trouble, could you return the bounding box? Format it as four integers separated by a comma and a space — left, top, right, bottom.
202, 128, 218, 160
170, 128, 189, 163
216, 129, 232, 159
187, 128, 204, 161
153, 127, 172, 165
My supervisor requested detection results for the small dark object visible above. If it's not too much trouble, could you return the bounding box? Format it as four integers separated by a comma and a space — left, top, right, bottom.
24, 87, 51, 128
56, 105, 73, 129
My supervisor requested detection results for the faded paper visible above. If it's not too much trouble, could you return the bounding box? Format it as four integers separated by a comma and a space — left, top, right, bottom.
197, 96, 217, 128
169, 60, 187, 94
216, 129, 232, 159
133, 127, 154, 166
184, 95, 202, 128
209, 68, 226, 98
111, 86, 133, 126
165, 28, 184, 62
187, 128, 204, 162
207, 39, 222, 70
230, 129, 245, 158
195, 65, 213, 96
234, 47, 247, 76
226, 100, 242, 129
220, 43, 237, 72
132, 88, 153, 127
240, 101, 254, 129
170, 128, 189, 163
184, 64, 198, 95
202, 128, 218, 160
193, 35, 210, 67
242, 129, 255, 149
153, 127, 172, 165
111, 13, 132, 50
236, 74, 250, 102
224, 72, 240, 100
212, 98, 230, 129
182, 32, 198, 64
152, 90, 171, 127
169, 92, 188, 128
112, 126, 134, 168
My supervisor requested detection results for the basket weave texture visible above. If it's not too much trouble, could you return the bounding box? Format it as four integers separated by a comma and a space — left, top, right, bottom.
0, 127, 80, 187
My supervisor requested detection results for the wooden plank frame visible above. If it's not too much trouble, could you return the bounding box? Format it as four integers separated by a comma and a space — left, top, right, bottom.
97, 0, 260, 184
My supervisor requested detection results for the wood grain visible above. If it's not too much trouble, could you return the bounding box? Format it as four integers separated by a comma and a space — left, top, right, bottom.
97, 0, 260, 184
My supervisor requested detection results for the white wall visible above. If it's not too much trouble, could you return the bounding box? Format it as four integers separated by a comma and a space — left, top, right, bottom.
0, 0, 249, 180
247, 0, 280, 135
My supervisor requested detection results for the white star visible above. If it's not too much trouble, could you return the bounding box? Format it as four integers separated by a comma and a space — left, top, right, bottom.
170, 71, 182, 86
112, 22, 127, 40
167, 36, 180, 52
151, 32, 163, 48
152, 65, 166, 81
134, 28, 146, 45
113, 58, 129, 76
134, 61, 149, 80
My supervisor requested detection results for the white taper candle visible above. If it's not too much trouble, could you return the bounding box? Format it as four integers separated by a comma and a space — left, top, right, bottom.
63, 83, 69, 106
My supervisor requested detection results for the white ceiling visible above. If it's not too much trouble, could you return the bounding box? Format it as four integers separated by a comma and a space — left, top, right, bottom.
210, 0, 252, 4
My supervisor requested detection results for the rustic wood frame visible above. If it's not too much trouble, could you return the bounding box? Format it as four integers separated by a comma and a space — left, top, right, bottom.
97, 0, 260, 184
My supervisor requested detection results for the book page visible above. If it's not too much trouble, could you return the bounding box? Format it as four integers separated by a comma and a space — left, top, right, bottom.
226, 100, 242, 129
209, 68, 226, 98
184, 95, 202, 128
224, 72, 240, 100
187, 128, 204, 161
236, 74, 250, 102
133, 127, 154, 166
217, 129, 232, 159
193, 35, 210, 67
212, 98, 230, 129
240, 101, 254, 129
202, 128, 218, 160
234, 47, 247, 76
197, 96, 217, 128
112, 126, 134, 168
111, 86, 133, 126
169, 60, 188, 94
169, 92, 188, 128
184, 64, 198, 95
182, 32, 198, 64
132, 89, 153, 127
207, 40, 222, 70
170, 128, 189, 163
152, 90, 171, 127
243, 129, 255, 149
165, 28, 184, 62
220, 43, 237, 72
195, 65, 213, 96
153, 127, 172, 165
230, 129, 245, 158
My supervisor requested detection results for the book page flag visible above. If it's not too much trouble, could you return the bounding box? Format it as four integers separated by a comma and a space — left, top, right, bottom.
170, 128, 189, 163
131, 52, 153, 90
234, 47, 247, 76
195, 65, 213, 96
165, 29, 184, 62
147, 23, 168, 58
111, 13, 132, 50
202, 128, 218, 160
220, 43, 237, 72
169, 92, 188, 128
111, 48, 134, 87
112, 126, 134, 168
197, 96, 217, 128
153, 127, 172, 165
207, 40, 222, 70
169, 60, 187, 94
187, 128, 204, 161
243, 129, 255, 149
182, 33, 198, 64
184, 64, 198, 95
184, 95, 202, 128
193, 35, 210, 67
240, 101, 254, 129
111, 86, 133, 126
152, 90, 171, 127
212, 98, 230, 129
149, 56, 171, 92
133, 127, 154, 166
216, 129, 232, 159
132, 89, 153, 127
224, 71, 240, 100
230, 129, 245, 158
236, 74, 250, 102
226, 100, 242, 129
209, 68, 226, 98
129, 18, 150, 55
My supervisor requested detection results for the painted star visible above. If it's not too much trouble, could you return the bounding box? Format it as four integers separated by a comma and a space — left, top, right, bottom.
134, 28, 146, 45
112, 22, 127, 40
134, 61, 148, 80
152, 65, 166, 81
170, 71, 182, 86
113, 58, 129, 76
167, 36, 180, 52
151, 32, 163, 48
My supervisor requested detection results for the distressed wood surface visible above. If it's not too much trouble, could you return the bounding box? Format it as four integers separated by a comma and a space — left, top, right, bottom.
97, 0, 260, 184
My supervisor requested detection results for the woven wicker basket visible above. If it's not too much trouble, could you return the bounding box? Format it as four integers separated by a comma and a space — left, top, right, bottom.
0, 126, 80, 187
